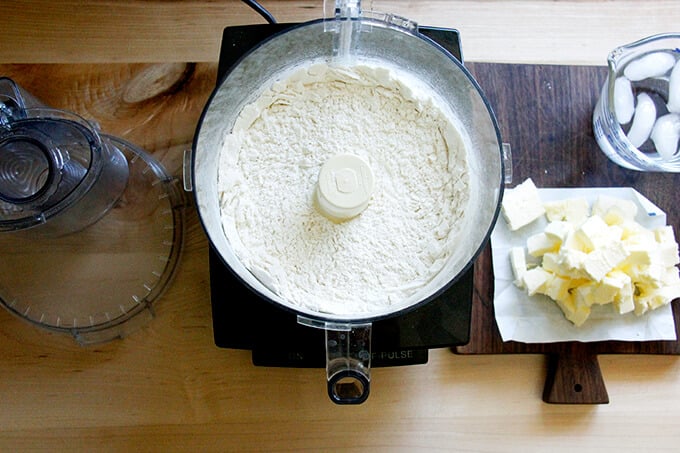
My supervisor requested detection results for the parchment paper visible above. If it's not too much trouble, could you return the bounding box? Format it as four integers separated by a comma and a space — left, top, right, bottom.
492, 187, 677, 343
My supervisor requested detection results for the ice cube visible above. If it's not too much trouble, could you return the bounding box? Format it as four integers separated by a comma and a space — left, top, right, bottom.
614, 76, 635, 124
623, 51, 676, 81
668, 60, 680, 113
627, 92, 657, 147
650, 113, 680, 160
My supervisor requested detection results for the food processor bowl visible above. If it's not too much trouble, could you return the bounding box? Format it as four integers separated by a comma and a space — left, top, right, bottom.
192, 9, 503, 403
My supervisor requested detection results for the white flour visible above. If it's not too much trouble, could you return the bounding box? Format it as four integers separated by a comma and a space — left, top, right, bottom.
218, 63, 469, 315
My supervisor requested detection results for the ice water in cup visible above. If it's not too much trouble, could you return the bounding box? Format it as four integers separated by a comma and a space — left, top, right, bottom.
593, 33, 680, 172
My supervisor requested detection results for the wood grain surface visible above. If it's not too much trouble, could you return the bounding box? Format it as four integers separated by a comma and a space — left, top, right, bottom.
3, 1, 680, 65
2, 1, 680, 451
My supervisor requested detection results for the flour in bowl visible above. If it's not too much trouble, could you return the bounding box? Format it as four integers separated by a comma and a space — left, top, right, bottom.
218, 63, 470, 315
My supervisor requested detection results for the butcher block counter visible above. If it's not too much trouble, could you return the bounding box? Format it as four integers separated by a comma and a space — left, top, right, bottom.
2, 1, 680, 451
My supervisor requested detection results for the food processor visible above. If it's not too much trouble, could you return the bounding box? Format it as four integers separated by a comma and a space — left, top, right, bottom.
0, 77, 185, 344
191, 0, 504, 403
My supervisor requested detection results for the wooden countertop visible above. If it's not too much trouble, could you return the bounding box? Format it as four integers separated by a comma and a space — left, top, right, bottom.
2, 1, 680, 451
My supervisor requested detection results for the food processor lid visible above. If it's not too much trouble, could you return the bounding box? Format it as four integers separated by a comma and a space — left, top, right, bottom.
0, 118, 97, 224
0, 103, 100, 231
0, 136, 186, 344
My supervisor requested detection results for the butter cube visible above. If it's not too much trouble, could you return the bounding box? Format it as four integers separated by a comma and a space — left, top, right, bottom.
592, 195, 638, 224
634, 299, 650, 316
576, 215, 616, 251
572, 283, 597, 307
544, 197, 589, 225
510, 247, 527, 286
608, 225, 624, 242
600, 208, 628, 226
622, 243, 655, 267
651, 285, 680, 308
501, 178, 545, 231
655, 243, 680, 267
609, 270, 635, 314
582, 241, 629, 281
654, 225, 677, 244
662, 266, 680, 286
555, 295, 591, 326
621, 221, 655, 243
522, 267, 552, 296
634, 283, 656, 315
636, 284, 680, 314
544, 221, 573, 243
572, 281, 618, 307
562, 230, 589, 252
592, 275, 625, 305
556, 247, 588, 279
527, 232, 560, 257
540, 252, 561, 274
542, 274, 572, 303
629, 263, 666, 288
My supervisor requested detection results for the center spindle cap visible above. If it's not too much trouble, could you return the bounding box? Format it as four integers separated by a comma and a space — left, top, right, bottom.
316, 154, 374, 221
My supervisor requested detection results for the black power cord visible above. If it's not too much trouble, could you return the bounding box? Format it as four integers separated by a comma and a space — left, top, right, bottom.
241, 0, 277, 24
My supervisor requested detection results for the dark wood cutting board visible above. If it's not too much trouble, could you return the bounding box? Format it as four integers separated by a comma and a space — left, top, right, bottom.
455, 63, 680, 404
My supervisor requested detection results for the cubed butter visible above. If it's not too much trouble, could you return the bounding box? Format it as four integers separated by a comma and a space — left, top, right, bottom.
556, 247, 588, 279
510, 247, 527, 286
592, 195, 638, 224
507, 190, 680, 327
527, 232, 560, 257
542, 274, 572, 303
628, 263, 666, 289
501, 178, 545, 231
662, 266, 680, 286
572, 283, 597, 307
621, 220, 654, 243
622, 243, 655, 267
554, 296, 591, 327
635, 285, 680, 314
609, 270, 635, 314
544, 197, 590, 225
540, 252, 561, 275
522, 267, 552, 296
570, 280, 618, 307
576, 215, 615, 251
654, 225, 677, 244
655, 243, 680, 267
582, 241, 629, 281
592, 275, 624, 305
544, 221, 573, 243
562, 230, 588, 252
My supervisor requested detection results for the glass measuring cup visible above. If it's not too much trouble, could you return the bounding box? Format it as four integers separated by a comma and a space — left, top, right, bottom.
593, 33, 680, 172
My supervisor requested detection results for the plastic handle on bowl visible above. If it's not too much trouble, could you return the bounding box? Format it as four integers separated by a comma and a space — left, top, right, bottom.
324, 0, 361, 21
298, 316, 372, 404
324, 0, 418, 62
327, 368, 370, 404
182, 148, 194, 192
325, 322, 372, 404
502, 142, 513, 184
